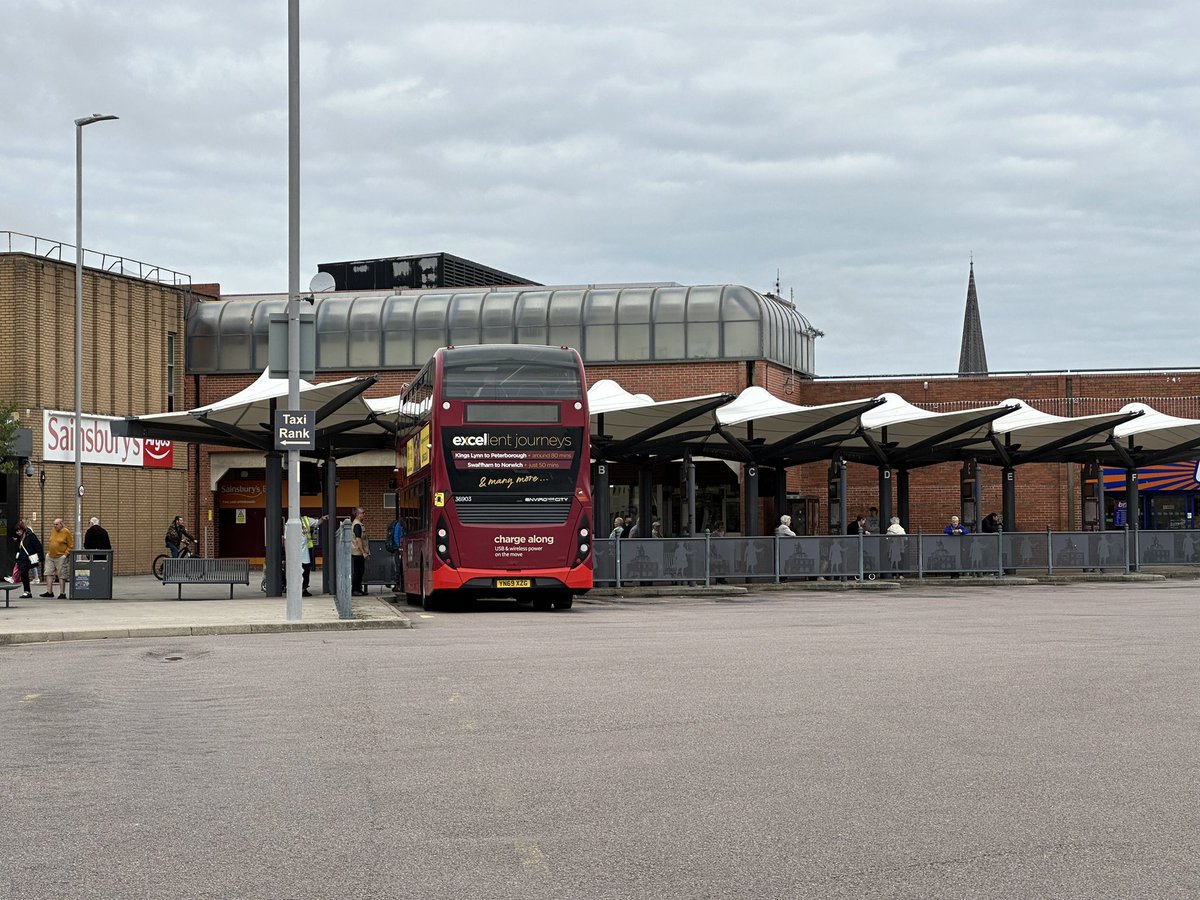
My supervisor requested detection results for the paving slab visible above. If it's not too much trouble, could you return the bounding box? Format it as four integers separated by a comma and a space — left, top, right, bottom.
0, 575, 411, 645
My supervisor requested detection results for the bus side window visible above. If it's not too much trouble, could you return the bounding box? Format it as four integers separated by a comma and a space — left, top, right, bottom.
416, 482, 430, 532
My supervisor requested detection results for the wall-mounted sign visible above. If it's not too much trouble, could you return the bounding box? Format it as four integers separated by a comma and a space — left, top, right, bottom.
44, 410, 173, 468
1103, 462, 1200, 492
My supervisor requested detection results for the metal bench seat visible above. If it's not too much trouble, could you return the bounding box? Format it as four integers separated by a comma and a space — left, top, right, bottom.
161, 558, 251, 599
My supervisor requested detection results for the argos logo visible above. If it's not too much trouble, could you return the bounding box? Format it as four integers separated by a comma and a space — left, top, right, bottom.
143, 440, 174, 468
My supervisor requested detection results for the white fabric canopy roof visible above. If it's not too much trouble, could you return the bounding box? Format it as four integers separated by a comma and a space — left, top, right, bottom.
119, 370, 1200, 471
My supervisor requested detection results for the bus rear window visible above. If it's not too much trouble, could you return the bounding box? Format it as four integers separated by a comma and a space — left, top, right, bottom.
442, 361, 582, 400
465, 403, 561, 424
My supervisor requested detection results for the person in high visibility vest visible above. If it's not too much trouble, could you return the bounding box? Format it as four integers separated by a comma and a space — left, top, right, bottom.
300, 513, 327, 597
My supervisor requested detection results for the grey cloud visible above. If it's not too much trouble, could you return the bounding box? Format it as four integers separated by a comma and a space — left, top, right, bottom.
5, 0, 1200, 376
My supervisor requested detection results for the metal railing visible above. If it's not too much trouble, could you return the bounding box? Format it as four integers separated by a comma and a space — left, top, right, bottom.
2, 230, 191, 287
594, 530, 1200, 586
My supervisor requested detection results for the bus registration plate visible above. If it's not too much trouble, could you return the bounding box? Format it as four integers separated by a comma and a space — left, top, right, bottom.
495, 578, 532, 589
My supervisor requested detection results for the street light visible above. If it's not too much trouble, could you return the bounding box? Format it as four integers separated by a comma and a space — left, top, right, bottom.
75, 113, 118, 545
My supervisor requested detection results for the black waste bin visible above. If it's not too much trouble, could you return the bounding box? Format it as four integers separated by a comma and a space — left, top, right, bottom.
71, 550, 113, 600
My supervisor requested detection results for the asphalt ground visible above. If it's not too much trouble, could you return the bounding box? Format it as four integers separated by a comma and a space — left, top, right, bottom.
1, 581, 1197, 899
0, 571, 1185, 644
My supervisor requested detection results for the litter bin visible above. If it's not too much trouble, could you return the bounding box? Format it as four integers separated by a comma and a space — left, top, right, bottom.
71, 550, 113, 600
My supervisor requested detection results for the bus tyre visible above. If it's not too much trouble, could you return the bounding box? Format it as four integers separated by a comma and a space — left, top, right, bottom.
553, 595, 574, 610
532, 596, 553, 611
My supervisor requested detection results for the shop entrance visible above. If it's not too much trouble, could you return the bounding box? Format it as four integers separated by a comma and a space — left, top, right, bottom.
1106, 492, 1197, 529
214, 475, 360, 563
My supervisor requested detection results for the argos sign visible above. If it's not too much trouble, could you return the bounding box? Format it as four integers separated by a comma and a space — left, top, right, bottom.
43, 410, 174, 468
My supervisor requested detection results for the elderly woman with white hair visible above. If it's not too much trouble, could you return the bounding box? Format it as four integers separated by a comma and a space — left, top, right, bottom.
775, 515, 796, 537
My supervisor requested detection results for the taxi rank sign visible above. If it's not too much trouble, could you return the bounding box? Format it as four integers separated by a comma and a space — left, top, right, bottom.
274, 409, 315, 451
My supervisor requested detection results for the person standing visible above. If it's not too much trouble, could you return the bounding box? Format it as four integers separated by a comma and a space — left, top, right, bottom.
350, 507, 370, 596
885, 516, 907, 575
43, 517, 72, 599
981, 512, 1002, 533
84, 516, 112, 550
300, 512, 327, 597
383, 512, 403, 592
775, 515, 797, 537
944, 514, 968, 578
12, 521, 43, 599
944, 515, 969, 536
609, 516, 625, 539
848, 514, 869, 535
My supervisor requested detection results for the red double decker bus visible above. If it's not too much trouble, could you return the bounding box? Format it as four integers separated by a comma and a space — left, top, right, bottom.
395, 344, 593, 610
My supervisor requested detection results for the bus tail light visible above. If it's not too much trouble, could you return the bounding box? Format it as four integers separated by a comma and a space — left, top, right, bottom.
435, 517, 457, 568
575, 514, 592, 564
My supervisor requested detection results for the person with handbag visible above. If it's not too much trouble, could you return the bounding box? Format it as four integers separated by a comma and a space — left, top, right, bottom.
12, 520, 44, 599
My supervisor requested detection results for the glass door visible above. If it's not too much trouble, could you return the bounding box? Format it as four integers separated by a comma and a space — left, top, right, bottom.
1147, 493, 1189, 529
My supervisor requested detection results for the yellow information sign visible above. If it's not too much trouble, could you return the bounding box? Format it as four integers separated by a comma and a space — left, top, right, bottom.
434, 492, 445, 508
419, 425, 431, 469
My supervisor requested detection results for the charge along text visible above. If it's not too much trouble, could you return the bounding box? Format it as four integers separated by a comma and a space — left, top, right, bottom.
494, 533, 555, 560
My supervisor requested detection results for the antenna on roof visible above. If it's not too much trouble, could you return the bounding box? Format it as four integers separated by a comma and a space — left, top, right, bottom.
309, 272, 336, 293
775, 268, 781, 296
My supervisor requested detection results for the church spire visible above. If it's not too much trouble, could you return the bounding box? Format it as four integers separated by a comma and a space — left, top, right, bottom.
957, 258, 988, 375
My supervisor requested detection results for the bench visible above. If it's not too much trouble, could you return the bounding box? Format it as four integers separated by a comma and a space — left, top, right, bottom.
0, 582, 23, 609
161, 557, 250, 599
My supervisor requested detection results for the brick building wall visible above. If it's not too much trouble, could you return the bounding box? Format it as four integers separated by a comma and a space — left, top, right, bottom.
0, 253, 193, 573
191, 315, 1200, 544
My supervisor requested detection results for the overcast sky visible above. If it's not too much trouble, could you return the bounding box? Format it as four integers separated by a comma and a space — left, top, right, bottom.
4, 1, 1198, 377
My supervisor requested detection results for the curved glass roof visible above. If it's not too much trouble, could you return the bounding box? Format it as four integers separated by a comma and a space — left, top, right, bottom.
187, 284, 819, 375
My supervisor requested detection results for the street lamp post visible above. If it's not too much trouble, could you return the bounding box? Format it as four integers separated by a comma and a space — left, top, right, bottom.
284, 0, 303, 620
74, 113, 118, 547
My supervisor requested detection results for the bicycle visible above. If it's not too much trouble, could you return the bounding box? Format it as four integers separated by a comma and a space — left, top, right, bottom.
153, 539, 196, 581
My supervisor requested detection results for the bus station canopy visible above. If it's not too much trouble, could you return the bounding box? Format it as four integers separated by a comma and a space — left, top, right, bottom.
117, 370, 1200, 475
113, 369, 392, 455
589, 379, 1200, 472
588, 379, 735, 461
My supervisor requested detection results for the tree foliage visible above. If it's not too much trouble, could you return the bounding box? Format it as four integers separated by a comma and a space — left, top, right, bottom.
0, 404, 21, 474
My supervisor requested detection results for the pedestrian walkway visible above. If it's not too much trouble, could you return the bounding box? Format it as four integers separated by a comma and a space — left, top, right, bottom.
0, 575, 410, 645
1, 571, 1182, 646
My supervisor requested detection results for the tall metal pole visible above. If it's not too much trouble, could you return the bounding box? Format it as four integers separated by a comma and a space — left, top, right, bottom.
74, 114, 117, 547
284, 0, 304, 619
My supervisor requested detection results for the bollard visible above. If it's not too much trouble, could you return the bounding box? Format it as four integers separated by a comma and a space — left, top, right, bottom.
334, 519, 354, 619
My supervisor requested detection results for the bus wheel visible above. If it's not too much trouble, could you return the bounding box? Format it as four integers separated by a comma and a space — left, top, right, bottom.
532, 596, 553, 611
552, 594, 574, 610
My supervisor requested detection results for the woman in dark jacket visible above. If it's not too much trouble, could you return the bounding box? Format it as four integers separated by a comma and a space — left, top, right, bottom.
13, 520, 44, 599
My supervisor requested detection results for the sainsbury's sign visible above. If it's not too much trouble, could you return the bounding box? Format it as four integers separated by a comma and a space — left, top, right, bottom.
43, 410, 174, 468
